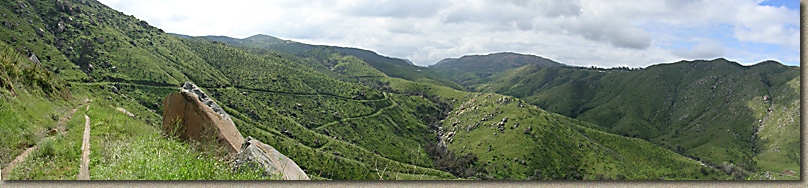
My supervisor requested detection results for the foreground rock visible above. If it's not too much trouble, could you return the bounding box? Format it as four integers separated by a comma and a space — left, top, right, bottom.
232, 136, 310, 180
162, 81, 244, 153
162, 81, 309, 179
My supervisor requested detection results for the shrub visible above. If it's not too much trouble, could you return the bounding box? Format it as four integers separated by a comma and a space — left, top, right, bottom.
37, 138, 57, 158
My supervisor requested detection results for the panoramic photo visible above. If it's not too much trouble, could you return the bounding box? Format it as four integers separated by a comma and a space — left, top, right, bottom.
0, 0, 800, 180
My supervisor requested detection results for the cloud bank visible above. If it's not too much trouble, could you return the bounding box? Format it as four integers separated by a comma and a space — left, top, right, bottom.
98, 0, 799, 67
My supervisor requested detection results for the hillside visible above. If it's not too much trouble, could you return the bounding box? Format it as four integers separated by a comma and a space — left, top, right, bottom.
467, 59, 800, 179
0, 0, 452, 180
0, 0, 794, 181
379, 77, 729, 180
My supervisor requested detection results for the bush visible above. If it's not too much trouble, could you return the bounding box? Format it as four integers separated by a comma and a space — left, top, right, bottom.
37, 138, 57, 158
425, 142, 479, 178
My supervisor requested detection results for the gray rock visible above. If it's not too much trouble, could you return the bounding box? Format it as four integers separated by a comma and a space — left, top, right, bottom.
110, 85, 118, 93
57, 0, 65, 11
181, 81, 231, 121
232, 136, 310, 180
28, 53, 41, 67
57, 21, 65, 33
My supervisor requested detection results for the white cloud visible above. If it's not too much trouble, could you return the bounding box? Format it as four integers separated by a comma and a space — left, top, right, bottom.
672, 42, 725, 59
97, 0, 799, 67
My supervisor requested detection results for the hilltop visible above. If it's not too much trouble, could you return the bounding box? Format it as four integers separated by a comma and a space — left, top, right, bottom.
429, 52, 564, 87
432, 52, 564, 73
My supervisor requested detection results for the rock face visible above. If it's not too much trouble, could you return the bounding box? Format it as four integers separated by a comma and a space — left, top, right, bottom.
162, 81, 244, 153
162, 82, 309, 179
233, 136, 310, 180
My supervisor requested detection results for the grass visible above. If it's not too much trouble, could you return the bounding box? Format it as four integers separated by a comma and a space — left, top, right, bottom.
81, 92, 276, 180
5, 105, 85, 180
1, 41, 76, 167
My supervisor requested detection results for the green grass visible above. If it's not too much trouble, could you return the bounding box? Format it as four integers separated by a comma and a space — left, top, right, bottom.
5, 105, 85, 180
1, 41, 76, 166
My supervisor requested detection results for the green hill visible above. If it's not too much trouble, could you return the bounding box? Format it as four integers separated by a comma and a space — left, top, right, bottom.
466, 59, 800, 179
429, 52, 565, 86
432, 52, 564, 73
380, 77, 729, 180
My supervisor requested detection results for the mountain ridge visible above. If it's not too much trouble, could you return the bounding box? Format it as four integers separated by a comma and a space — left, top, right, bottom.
432, 52, 565, 72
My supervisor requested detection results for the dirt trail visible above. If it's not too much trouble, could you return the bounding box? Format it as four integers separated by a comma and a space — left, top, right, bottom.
1, 99, 91, 180
77, 114, 91, 180
116, 107, 135, 118
1, 147, 37, 180
315, 92, 394, 130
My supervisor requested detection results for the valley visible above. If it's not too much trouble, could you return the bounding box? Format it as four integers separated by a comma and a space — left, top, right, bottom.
0, 0, 800, 181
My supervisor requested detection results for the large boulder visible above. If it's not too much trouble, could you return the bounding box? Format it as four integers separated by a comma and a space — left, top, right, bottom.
232, 136, 310, 180
162, 81, 244, 153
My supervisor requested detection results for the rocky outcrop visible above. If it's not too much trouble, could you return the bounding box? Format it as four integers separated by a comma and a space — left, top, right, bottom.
162, 81, 244, 153
162, 82, 309, 179
232, 136, 310, 180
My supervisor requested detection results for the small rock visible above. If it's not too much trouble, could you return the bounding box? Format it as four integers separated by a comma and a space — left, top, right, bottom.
56, 21, 65, 33
232, 136, 310, 180
47, 128, 59, 136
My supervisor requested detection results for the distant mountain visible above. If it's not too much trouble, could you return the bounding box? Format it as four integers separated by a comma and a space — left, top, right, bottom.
431, 52, 565, 74
428, 52, 565, 87
168, 33, 193, 39
200, 35, 460, 89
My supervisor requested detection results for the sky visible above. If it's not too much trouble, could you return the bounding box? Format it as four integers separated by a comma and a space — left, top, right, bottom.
96, 0, 800, 68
